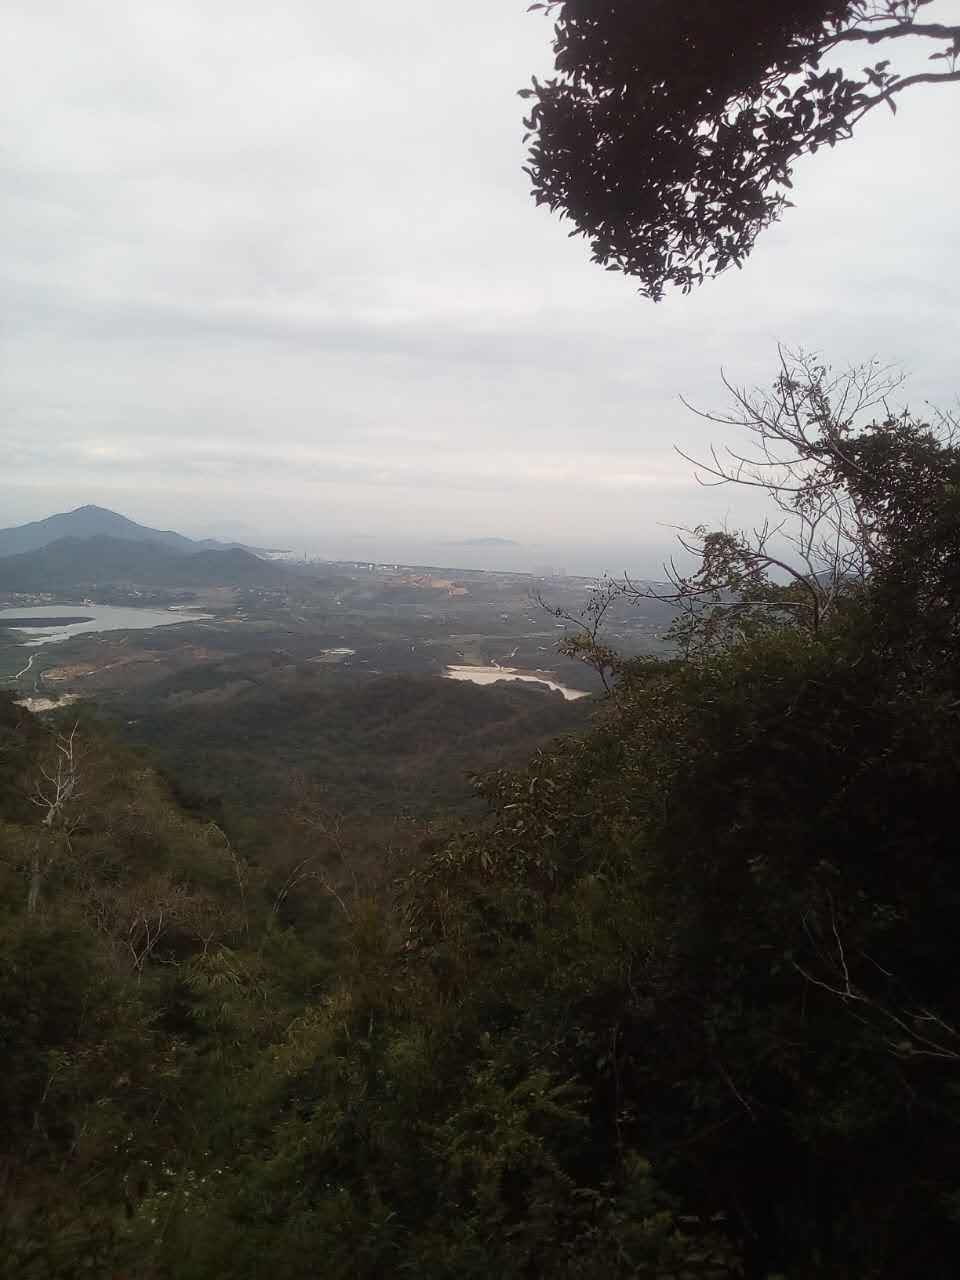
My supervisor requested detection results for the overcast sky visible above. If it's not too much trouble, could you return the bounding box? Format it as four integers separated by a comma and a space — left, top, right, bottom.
3, 0, 959, 573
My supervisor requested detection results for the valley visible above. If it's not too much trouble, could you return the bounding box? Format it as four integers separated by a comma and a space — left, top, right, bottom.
0, 512, 674, 833
0, 560, 670, 697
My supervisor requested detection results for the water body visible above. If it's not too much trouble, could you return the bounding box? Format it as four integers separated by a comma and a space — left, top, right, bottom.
443, 663, 590, 701
0, 604, 210, 648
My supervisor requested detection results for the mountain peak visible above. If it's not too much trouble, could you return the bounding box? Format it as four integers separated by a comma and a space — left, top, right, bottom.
0, 506, 262, 560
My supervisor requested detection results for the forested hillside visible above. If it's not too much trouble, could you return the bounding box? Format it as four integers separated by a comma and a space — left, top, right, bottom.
0, 536, 283, 591
5, 0, 960, 1274
4, 360, 960, 1276
123, 671, 589, 828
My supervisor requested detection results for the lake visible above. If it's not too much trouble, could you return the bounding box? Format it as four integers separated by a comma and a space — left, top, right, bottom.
0, 604, 211, 647
443, 663, 590, 701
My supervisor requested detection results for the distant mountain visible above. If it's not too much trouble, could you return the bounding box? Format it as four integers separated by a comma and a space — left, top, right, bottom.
0, 505, 268, 559
0, 536, 286, 591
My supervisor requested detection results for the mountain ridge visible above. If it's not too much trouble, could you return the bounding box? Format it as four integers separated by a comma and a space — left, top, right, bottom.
0, 534, 286, 591
0, 505, 272, 559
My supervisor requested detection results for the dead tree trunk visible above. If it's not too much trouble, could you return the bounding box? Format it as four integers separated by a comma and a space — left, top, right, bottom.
27, 722, 84, 915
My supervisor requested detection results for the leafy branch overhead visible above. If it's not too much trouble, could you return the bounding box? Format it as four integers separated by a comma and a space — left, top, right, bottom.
521, 1, 960, 298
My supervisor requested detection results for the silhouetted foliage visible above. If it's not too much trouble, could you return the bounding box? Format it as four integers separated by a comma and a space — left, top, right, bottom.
522, 1, 960, 297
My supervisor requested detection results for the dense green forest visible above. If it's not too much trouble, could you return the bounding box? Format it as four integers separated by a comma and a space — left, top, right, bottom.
3, 362, 960, 1277
120, 671, 590, 832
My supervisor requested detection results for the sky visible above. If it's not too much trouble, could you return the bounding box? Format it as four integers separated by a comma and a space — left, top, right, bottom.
3, 0, 959, 575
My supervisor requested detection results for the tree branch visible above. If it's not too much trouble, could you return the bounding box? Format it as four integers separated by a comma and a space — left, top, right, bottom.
829, 21, 960, 46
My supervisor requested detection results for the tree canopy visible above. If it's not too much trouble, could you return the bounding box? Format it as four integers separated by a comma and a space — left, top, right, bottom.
521, 1, 960, 298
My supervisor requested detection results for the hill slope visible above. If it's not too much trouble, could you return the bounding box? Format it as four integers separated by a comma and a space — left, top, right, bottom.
119, 668, 591, 818
0, 535, 286, 591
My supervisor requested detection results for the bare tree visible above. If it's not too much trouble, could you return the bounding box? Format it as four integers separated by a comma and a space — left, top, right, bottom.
125, 898, 171, 980
533, 577, 621, 691
618, 350, 915, 655
204, 820, 249, 935
119, 876, 215, 980
276, 778, 360, 920
795, 895, 960, 1064
27, 721, 86, 915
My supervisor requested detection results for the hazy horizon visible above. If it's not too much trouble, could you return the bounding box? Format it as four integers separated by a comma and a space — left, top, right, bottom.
0, 499, 683, 579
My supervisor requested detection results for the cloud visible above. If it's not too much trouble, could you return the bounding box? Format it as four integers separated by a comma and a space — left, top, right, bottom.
445, 538, 518, 547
